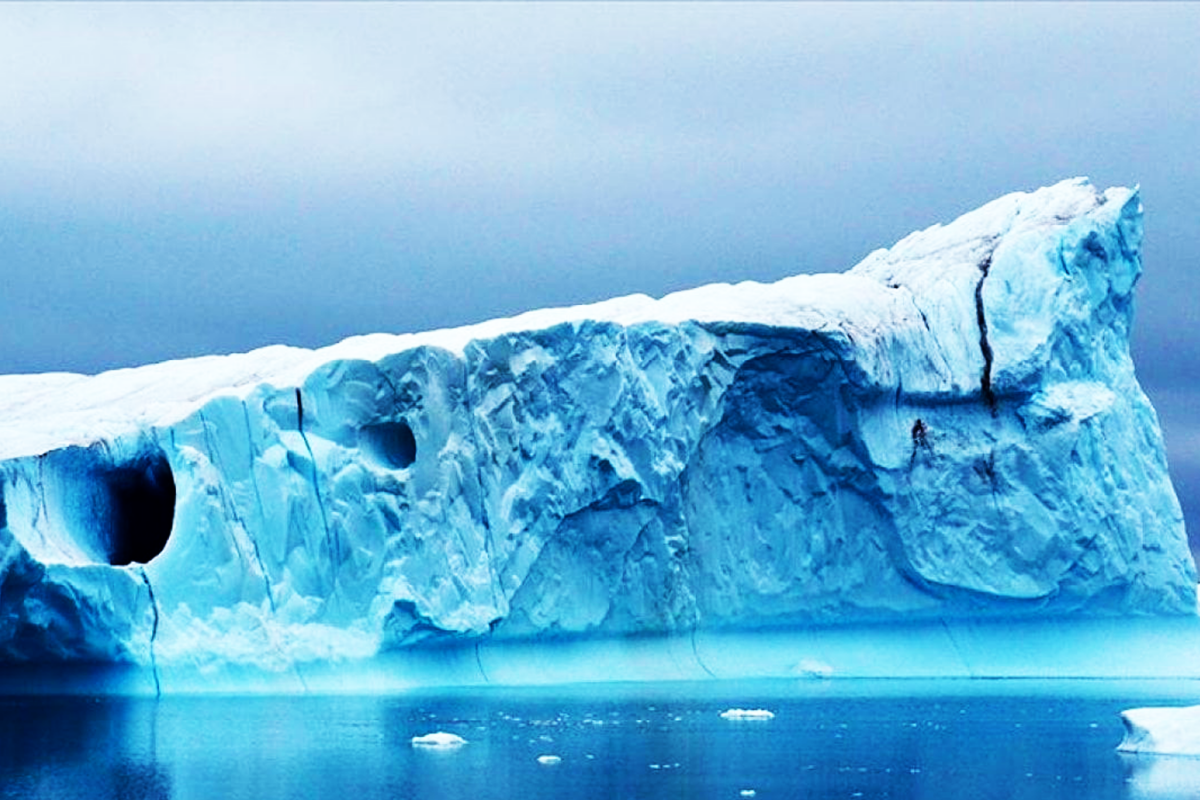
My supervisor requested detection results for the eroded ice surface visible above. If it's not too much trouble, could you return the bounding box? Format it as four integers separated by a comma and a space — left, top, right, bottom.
0, 178, 1193, 688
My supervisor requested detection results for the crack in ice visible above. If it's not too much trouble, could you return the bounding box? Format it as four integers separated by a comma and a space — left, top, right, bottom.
138, 566, 161, 697
295, 388, 339, 589
974, 247, 998, 415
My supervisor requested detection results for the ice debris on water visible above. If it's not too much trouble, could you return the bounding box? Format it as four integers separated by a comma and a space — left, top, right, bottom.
537, 754, 562, 765
411, 732, 467, 748
720, 708, 775, 721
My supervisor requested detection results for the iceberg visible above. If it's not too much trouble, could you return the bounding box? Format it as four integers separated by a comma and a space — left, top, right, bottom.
1119, 705, 1200, 757
0, 178, 1194, 691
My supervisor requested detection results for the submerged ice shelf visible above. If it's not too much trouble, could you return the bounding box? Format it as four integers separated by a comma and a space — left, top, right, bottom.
0, 178, 1194, 692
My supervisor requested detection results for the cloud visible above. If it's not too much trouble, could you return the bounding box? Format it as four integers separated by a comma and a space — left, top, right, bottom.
2, 2, 1195, 211
0, 6, 422, 194
1, 2, 1198, 378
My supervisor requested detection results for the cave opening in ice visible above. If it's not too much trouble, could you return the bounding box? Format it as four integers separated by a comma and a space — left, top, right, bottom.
361, 420, 417, 469
99, 451, 176, 566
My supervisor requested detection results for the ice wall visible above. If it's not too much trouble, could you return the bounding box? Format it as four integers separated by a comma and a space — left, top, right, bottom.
0, 178, 1193, 681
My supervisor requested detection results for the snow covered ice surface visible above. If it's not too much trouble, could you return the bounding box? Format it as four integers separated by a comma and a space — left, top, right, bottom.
0, 177, 1196, 692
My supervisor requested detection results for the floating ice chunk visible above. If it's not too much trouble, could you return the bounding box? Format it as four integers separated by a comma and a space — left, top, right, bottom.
720, 708, 775, 721
739, 791, 757, 797
537, 754, 562, 765
1118, 705, 1200, 756
796, 658, 834, 678
411, 732, 468, 748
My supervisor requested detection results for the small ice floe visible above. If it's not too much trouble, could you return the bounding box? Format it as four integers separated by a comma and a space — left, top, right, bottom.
795, 658, 834, 679
411, 732, 468, 748
537, 754, 562, 765
739, 790, 757, 797
1118, 705, 1200, 756
720, 708, 775, 721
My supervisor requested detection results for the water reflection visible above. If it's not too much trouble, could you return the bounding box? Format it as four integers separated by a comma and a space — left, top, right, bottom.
0, 696, 169, 799
3, 683, 1200, 800
1121, 753, 1200, 800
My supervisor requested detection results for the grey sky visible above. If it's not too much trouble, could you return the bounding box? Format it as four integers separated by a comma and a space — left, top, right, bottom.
2, 2, 1198, 555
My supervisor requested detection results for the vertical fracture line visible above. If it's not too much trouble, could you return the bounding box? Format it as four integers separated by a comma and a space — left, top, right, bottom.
974, 252, 997, 415
940, 618, 974, 679
201, 409, 276, 613
199, 410, 248, 566
461, 353, 503, 612
239, 402, 277, 613
474, 641, 491, 684
295, 389, 338, 580
139, 566, 162, 698
691, 627, 718, 679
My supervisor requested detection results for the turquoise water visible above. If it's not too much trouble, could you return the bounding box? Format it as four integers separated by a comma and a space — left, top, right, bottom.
2, 680, 1199, 799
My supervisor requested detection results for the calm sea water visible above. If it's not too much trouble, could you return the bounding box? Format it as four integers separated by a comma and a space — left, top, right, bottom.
2, 680, 1199, 800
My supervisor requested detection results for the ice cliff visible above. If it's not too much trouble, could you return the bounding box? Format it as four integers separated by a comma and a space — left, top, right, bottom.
0, 178, 1194, 680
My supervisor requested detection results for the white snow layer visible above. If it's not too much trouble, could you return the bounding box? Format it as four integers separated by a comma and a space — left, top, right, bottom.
1119, 705, 1200, 757
0, 178, 1194, 682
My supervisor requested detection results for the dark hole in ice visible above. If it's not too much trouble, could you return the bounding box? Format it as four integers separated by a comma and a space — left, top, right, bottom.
361, 420, 417, 469
102, 452, 176, 566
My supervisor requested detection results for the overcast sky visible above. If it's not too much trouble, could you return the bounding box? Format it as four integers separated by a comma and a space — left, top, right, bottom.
2, 2, 1198, 555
